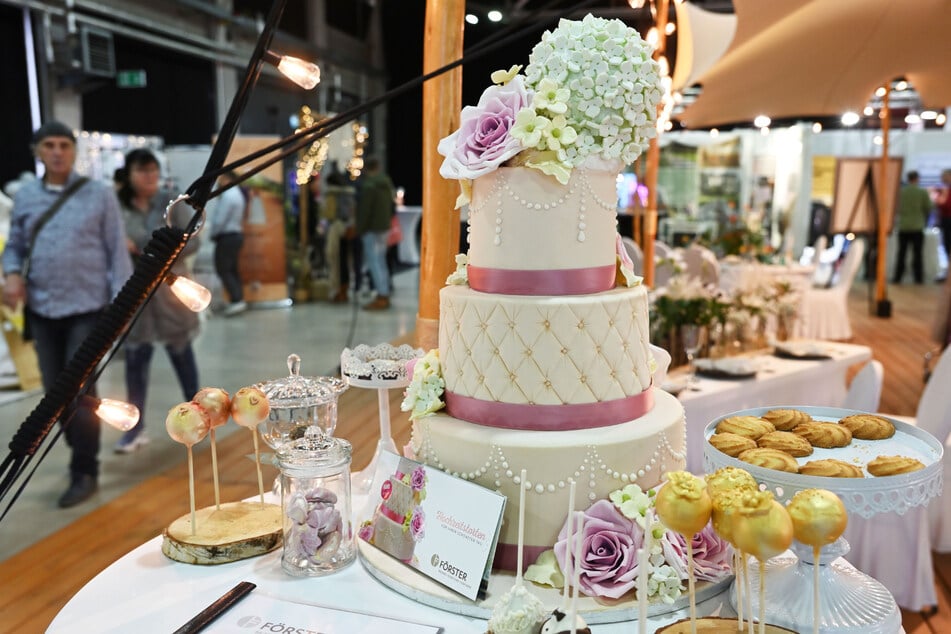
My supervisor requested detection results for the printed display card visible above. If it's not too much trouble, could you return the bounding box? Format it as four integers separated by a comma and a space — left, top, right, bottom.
204, 592, 443, 633
358, 451, 505, 600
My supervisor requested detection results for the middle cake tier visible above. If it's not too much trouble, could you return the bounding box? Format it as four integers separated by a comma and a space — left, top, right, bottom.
439, 284, 653, 431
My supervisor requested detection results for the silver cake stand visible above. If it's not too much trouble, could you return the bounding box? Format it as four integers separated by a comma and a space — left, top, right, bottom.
340, 343, 424, 495
703, 405, 944, 634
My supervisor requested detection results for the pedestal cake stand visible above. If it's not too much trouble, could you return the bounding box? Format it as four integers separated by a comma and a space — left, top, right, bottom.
703, 405, 944, 634
340, 343, 424, 495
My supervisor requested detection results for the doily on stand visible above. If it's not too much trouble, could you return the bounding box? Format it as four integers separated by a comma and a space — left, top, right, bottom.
341, 343, 424, 495
704, 405, 944, 634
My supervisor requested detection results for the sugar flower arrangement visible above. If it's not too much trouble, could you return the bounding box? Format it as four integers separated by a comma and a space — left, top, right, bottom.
284, 487, 344, 566
438, 14, 661, 202
401, 349, 446, 419
402, 466, 428, 542
524, 483, 733, 603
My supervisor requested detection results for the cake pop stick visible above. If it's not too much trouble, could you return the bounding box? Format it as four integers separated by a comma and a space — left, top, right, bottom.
517, 469, 527, 584
732, 490, 793, 634
165, 402, 210, 535
193, 387, 231, 510
562, 480, 576, 611
710, 484, 755, 633
787, 489, 848, 634
637, 509, 652, 634
231, 386, 271, 504
655, 472, 712, 634
570, 511, 582, 634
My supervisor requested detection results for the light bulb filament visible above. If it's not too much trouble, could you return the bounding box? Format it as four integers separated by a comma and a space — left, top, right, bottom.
96, 399, 140, 431
168, 275, 212, 312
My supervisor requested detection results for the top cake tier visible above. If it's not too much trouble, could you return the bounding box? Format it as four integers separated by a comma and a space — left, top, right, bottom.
466, 166, 619, 296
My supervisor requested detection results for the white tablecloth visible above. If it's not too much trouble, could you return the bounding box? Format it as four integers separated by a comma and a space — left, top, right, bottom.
718, 260, 815, 294
676, 342, 873, 473
49, 524, 735, 633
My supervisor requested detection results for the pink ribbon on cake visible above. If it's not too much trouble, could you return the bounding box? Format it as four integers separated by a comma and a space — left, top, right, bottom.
444, 385, 654, 431
468, 264, 616, 296
494, 543, 550, 572
378, 504, 405, 525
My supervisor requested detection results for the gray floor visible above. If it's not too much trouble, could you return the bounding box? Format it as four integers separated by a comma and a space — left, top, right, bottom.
0, 268, 420, 561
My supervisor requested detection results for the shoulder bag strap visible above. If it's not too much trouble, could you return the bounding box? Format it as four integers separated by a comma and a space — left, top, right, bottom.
22, 177, 88, 277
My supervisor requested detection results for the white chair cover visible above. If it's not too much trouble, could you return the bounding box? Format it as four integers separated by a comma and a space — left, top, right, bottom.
681, 244, 720, 287
795, 238, 865, 340
653, 241, 680, 288
843, 346, 951, 610
621, 237, 644, 275
799, 235, 827, 266
841, 360, 884, 411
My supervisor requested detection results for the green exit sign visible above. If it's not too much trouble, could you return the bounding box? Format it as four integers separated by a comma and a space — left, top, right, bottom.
116, 69, 147, 88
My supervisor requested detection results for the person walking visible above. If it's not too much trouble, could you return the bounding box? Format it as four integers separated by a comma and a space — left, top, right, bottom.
937, 169, 951, 279
322, 165, 357, 303
209, 171, 247, 315
1, 121, 132, 508
892, 171, 932, 284
355, 157, 395, 311
114, 149, 200, 453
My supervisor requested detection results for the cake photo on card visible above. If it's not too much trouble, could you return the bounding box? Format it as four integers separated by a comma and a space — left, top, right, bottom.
360, 458, 428, 564
403, 13, 690, 599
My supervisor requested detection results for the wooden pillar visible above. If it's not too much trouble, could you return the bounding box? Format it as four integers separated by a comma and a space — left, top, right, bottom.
416, 0, 464, 350
643, 0, 670, 288
875, 87, 892, 316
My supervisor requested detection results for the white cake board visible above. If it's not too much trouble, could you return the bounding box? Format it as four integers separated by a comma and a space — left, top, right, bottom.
358, 540, 731, 625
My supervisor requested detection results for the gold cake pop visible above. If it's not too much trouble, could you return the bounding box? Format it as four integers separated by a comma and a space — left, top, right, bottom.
710, 488, 751, 545
731, 490, 793, 561
787, 489, 848, 549
706, 466, 758, 499
655, 471, 713, 537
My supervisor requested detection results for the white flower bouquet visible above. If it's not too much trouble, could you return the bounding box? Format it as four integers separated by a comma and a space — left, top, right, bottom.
438, 14, 661, 198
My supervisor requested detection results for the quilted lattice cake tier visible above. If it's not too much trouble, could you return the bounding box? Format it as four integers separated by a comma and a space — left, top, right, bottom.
439, 285, 652, 430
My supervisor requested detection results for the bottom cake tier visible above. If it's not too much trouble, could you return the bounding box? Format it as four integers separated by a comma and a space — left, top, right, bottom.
410, 388, 685, 570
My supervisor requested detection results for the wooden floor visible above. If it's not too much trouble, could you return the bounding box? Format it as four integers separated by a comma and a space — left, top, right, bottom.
0, 282, 947, 632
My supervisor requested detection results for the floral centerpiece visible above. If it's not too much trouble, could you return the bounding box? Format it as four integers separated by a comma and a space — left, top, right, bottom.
438, 14, 661, 203
400, 350, 446, 419
649, 275, 725, 365
524, 483, 733, 603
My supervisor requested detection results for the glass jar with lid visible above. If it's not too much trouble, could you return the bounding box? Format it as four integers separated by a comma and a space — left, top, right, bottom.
278, 428, 355, 576
256, 354, 349, 453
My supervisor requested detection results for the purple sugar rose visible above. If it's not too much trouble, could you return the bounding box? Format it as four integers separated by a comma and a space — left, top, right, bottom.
554, 500, 644, 599
358, 522, 375, 543
690, 523, 734, 582
437, 76, 532, 180
411, 466, 427, 491
410, 506, 426, 542
299, 527, 322, 556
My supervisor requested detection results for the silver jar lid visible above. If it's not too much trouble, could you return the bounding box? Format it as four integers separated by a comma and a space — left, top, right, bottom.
277, 428, 353, 474
257, 354, 346, 409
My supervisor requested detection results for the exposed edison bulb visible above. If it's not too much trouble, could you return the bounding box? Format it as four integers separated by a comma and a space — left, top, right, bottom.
277, 55, 321, 89
168, 275, 212, 312
96, 399, 140, 431
841, 111, 860, 126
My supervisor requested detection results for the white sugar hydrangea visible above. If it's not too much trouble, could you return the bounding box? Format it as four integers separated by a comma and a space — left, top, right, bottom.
522, 14, 661, 174
400, 350, 446, 420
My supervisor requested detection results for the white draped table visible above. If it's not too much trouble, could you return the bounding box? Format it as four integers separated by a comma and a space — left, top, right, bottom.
675, 341, 873, 473
49, 505, 736, 634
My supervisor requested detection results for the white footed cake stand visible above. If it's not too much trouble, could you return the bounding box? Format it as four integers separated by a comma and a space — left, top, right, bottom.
340, 343, 424, 495
704, 405, 943, 634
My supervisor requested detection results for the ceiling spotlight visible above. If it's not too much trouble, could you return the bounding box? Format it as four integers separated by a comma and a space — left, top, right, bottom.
628, 0, 647, 8
937, 113, 947, 126
873, 135, 883, 146
465, 14, 479, 25
753, 114, 771, 128
487, 10, 503, 22
894, 80, 908, 91
665, 22, 676, 36
710, 128, 719, 137
875, 87, 887, 98
905, 113, 921, 124
863, 106, 874, 116
921, 110, 938, 120
841, 111, 860, 126
812, 122, 823, 133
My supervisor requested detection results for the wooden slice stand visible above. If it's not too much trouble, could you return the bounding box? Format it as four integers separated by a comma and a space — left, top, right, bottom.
657, 617, 796, 633
162, 501, 282, 565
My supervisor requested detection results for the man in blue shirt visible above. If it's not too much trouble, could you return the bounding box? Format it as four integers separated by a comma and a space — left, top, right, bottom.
1, 121, 132, 508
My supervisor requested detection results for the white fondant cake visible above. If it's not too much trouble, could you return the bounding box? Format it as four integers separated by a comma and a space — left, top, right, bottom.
439, 284, 652, 412
467, 167, 619, 280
